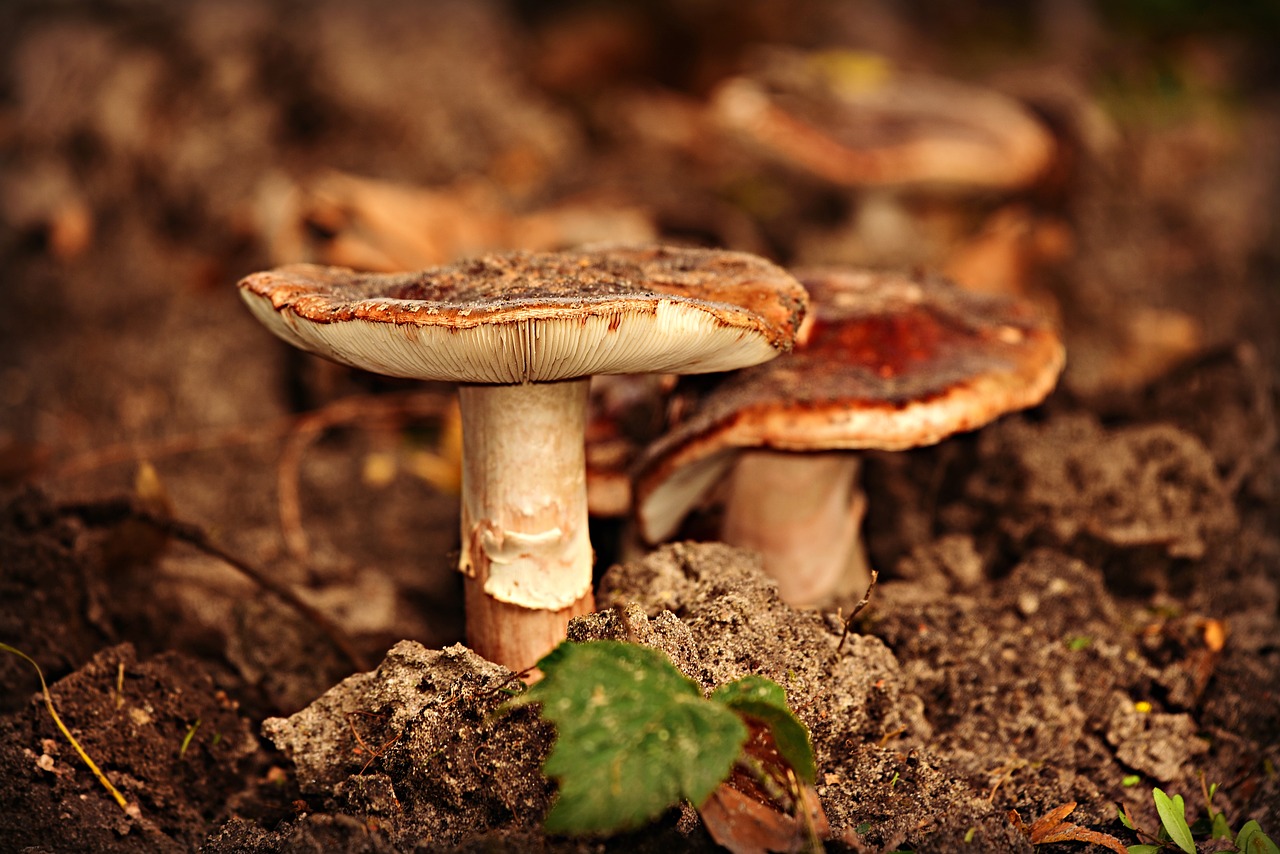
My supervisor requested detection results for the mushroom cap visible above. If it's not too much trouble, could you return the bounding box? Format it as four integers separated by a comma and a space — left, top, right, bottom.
711, 49, 1055, 191
634, 267, 1065, 542
238, 245, 808, 384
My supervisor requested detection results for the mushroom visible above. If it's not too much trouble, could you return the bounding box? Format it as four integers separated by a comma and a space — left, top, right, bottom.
238, 246, 807, 670
710, 48, 1064, 290
711, 48, 1055, 193
633, 268, 1064, 606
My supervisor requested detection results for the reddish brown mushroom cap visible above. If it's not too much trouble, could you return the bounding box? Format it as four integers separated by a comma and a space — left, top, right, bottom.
711, 50, 1056, 192
238, 245, 807, 384
634, 268, 1065, 542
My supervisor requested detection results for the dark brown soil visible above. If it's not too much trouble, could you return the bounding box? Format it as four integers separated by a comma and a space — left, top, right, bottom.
1, 1, 1278, 852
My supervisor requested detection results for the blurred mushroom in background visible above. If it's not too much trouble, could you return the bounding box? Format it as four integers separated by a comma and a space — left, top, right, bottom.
711, 47, 1061, 283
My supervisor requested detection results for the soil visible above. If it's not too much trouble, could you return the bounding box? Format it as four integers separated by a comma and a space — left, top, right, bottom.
2, 1, 1278, 852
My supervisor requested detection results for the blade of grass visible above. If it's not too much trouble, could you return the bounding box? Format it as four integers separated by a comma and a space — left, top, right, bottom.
0, 643, 134, 814
179, 719, 202, 758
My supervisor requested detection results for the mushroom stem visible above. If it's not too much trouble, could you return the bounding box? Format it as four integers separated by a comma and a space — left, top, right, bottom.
458, 379, 595, 671
721, 450, 870, 606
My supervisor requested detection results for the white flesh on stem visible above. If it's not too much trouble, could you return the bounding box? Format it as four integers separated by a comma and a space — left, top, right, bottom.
458, 379, 594, 672
721, 450, 870, 606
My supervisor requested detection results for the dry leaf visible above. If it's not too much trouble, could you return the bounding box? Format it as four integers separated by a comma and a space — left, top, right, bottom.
1010, 801, 1128, 854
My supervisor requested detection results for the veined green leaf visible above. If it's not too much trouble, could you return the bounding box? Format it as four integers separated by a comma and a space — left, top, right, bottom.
510, 641, 748, 835
712, 674, 816, 784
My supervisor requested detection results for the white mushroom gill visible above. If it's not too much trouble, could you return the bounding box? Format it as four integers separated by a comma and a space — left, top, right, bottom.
239, 291, 782, 384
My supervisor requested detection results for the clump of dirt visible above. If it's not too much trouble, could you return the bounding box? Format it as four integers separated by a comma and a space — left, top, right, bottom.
0, 643, 258, 852
591, 537, 1278, 851
597, 543, 927, 754
257, 642, 555, 850
965, 414, 1237, 571
0, 487, 110, 713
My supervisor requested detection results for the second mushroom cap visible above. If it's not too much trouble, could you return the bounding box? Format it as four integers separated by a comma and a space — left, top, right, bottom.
633, 267, 1064, 604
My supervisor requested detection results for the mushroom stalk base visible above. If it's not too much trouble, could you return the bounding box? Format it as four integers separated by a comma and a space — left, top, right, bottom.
464, 584, 593, 675
721, 450, 869, 606
458, 379, 595, 671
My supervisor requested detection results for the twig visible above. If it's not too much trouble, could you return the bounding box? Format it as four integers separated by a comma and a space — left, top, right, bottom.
986, 760, 1022, 803
276, 391, 451, 561
57, 497, 371, 672
47, 416, 300, 480
45, 390, 452, 567
834, 569, 879, 656
345, 710, 404, 775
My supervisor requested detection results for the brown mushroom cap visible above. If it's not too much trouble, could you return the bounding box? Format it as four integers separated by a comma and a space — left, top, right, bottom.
239, 245, 808, 384
711, 49, 1055, 191
634, 267, 1065, 542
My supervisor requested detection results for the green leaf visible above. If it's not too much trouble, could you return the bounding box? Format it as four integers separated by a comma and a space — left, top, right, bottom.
1238, 820, 1280, 854
1153, 788, 1196, 854
1126, 845, 1162, 854
1117, 804, 1136, 830
510, 641, 748, 835
1210, 811, 1233, 839
711, 675, 816, 784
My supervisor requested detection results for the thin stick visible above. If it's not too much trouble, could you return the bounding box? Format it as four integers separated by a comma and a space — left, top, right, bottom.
276, 391, 451, 561
345, 710, 404, 774
45, 389, 451, 563
48, 415, 300, 480
57, 498, 371, 672
834, 569, 879, 656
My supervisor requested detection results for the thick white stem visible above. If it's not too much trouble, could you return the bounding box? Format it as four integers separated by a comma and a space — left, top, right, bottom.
458, 380, 594, 670
721, 450, 869, 606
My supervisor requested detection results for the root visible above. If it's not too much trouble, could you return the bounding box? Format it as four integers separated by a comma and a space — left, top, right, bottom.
56, 497, 372, 672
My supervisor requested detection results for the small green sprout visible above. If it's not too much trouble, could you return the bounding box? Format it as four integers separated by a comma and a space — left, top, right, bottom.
179, 719, 202, 758
1153, 787, 1196, 854
1119, 784, 1278, 854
